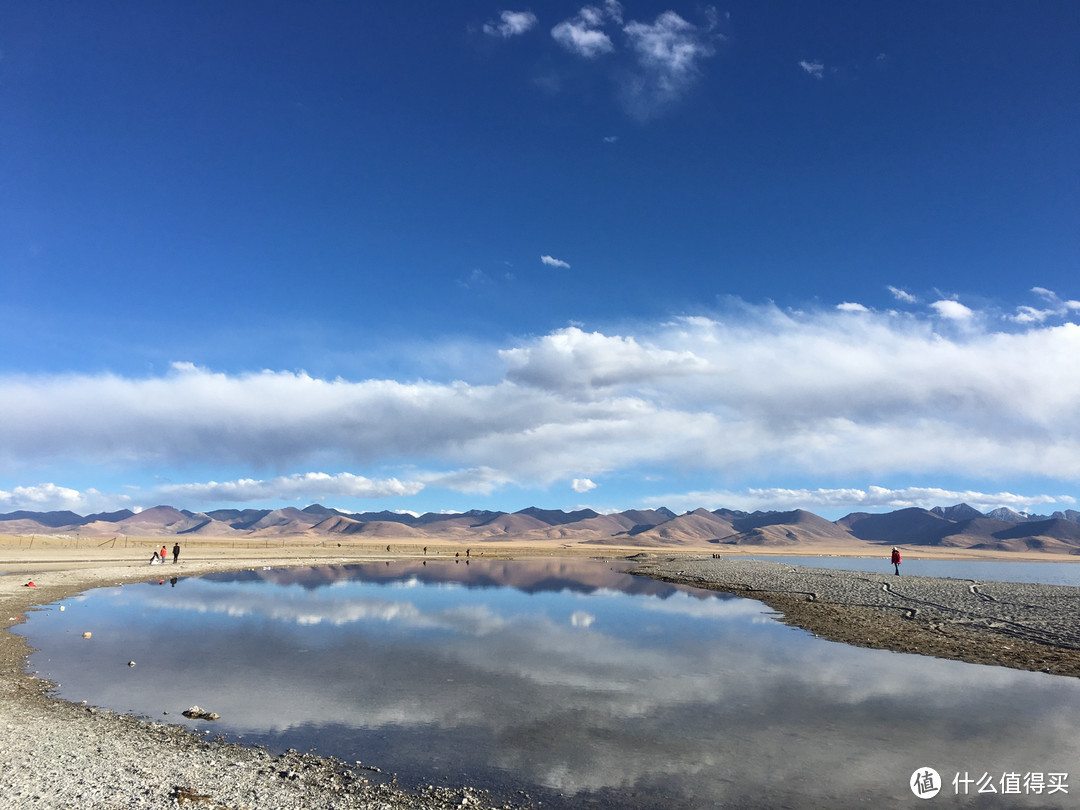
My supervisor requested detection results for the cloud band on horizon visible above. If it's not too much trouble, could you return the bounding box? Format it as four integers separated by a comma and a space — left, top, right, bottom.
1, 292, 1079, 513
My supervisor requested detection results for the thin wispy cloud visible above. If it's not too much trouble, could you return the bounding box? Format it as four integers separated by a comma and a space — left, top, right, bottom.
3, 291, 1079, 512
621, 9, 719, 119
533, 4, 721, 118
836, 302, 869, 312
799, 59, 825, 79
540, 254, 571, 269
483, 10, 538, 38
156, 472, 423, 504
1008, 287, 1080, 324
888, 285, 917, 304
646, 486, 1075, 516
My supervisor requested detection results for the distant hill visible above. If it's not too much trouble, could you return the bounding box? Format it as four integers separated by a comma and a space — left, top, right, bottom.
2, 501, 1078, 553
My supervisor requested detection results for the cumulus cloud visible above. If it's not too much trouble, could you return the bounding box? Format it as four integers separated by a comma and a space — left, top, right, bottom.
500, 326, 711, 393
552, 6, 616, 58
836, 302, 869, 313
0, 483, 89, 511
572, 478, 598, 493
483, 10, 538, 38
1008, 287, 1080, 324
799, 59, 824, 79
930, 299, 975, 321
540, 254, 571, 269
3, 291, 1080, 511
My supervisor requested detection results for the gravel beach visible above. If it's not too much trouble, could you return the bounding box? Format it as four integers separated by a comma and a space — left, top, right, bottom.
632, 555, 1080, 677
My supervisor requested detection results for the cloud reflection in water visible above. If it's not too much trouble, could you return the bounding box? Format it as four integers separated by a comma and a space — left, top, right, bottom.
20, 560, 1080, 808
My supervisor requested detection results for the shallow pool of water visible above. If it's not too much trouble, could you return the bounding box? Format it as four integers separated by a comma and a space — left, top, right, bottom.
16, 559, 1080, 808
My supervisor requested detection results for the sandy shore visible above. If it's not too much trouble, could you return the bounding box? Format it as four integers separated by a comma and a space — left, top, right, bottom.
3, 541, 1080, 808
632, 554, 1080, 677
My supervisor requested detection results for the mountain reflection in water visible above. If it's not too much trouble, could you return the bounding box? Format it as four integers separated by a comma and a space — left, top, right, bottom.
18, 559, 1080, 809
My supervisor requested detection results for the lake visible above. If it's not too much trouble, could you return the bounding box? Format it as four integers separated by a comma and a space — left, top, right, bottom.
15, 558, 1080, 808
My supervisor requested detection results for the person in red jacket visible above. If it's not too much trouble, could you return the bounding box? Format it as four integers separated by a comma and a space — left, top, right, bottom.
891, 547, 902, 576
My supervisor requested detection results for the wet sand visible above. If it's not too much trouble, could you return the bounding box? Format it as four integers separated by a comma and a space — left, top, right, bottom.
632, 555, 1080, 677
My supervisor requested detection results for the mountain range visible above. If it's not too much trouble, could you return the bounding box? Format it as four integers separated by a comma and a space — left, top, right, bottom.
3, 503, 1080, 553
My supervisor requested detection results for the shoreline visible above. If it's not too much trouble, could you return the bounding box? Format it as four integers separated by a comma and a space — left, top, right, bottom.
0, 550, 540, 809
3, 545, 1080, 808
632, 554, 1080, 677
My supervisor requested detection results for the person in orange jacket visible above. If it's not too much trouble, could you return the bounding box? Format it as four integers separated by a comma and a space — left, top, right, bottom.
891, 547, 902, 576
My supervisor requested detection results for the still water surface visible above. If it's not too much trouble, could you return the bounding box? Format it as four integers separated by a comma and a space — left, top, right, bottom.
17, 559, 1080, 808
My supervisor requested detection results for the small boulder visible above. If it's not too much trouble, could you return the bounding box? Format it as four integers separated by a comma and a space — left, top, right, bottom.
182, 706, 220, 721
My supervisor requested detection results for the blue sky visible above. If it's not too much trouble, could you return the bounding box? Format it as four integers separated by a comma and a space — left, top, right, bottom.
1, 1, 1078, 519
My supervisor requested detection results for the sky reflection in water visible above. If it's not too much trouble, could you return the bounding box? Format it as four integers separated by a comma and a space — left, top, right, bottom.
17, 559, 1080, 808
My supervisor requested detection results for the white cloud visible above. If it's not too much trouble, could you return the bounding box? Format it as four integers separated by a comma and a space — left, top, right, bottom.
930, 299, 975, 321
552, 6, 615, 58
483, 10, 538, 38
1008, 287, 1080, 324
621, 10, 718, 119
155, 472, 424, 504
500, 326, 711, 393
4, 292, 1080, 510
419, 467, 514, 496
646, 486, 1075, 516
836, 302, 869, 313
604, 0, 624, 24
799, 59, 824, 79
507, 4, 718, 119
572, 478, 598, 493
570, 610, 595, 627
540, 254, 571, 269
0, 482, 87, 511
888, 285, 917, 304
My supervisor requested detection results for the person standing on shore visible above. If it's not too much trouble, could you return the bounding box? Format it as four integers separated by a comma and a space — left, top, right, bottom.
891, 547, 902, 576
172, 543, 180, 564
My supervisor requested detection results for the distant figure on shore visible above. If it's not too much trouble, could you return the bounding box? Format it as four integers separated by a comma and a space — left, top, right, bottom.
160, 546, 167, 564
173, 543, 180, 564
891, 547, 902, 576
150, 551, 160, 565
